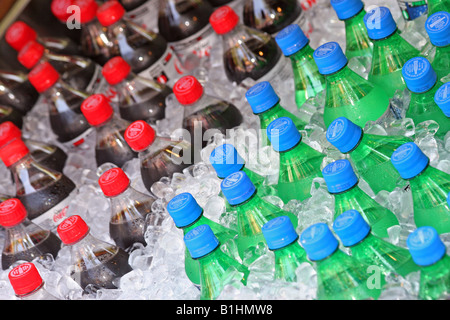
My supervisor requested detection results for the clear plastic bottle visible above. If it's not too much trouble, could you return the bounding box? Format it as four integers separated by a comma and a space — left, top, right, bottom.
0, 69, 39, 115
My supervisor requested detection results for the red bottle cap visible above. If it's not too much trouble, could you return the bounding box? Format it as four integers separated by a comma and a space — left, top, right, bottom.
5, 21, 37, 51
0, 121, 22, 148
17, 41, 45, 69
124, 120, 156, 152
74, 0, 98, 24
81, 94, 114, 126
51, 0, 74, 22
0, 138, 30, 167
96, 0, 125, 27
209, 6, 239, 35
0, 198, 28, 228
102, 56, 131, 86
98, 167, 130, 197
28, 62, 60, 93
57, 215, 90, 245
9, 262, 43, 296
173, 76, 204, 105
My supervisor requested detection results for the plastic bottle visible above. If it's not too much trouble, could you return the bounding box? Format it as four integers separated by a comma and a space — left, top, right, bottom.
0, 138, 77, 231
184, 224, 249, 300
98, 167, 157, 251
81, 94, 137, 168
0, 198, 62, 270
313, 41, 391, 128
402, 57, 450, 139
407, 226, 450, 300
27, 62, 92, 148
124, 120, 193, 193
266, 117, 325, 203
102, 56, 173, 123
261, 216, 309, 282
0, 105, 22, 129
274, 25, 325, 109
330, 0, 373, 60
118, 0, 159, 32
300, 222, 382, 300
0, 69, 39, 115
425, 11, 450, 82
326, 116, 412, 195
9, 262, 59, 300
57, 215, 133, 290
166, 192, 238, 286
434, 81, 450, 117
321, 159, 399, 239
391, 142, 450, 234
333, 209, 419, 277
427, 0, 450, 16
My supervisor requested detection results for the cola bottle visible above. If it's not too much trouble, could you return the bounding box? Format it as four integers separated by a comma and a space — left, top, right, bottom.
0, 105, 23, 129
118, 0, 159, 32
81, 94, 137, 168
102, 56, 172, 123
0, 70, 39, 115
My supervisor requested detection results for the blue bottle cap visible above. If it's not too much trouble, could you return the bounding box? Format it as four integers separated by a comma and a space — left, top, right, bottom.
330, 0, 364, 20
245, 81, 280, 114
275, 24, 309, 56
313, 42, 348, 75
326, 117, 363, 153
390, 142, 429, 179
434, 82, 450, 117
425, 11, 450, 47
210, 144, 245, 179
167, 193, 203, 228
300, 223, 339, 261
364, 6, 397, 40
402, 57, 437, 93
220, 171, 256, 205
407, 226, 447, 266
184, 224, 220, 259
322, 159, 359, 193
266, 117, 302, 152
333, 210, 371, 247
262, 216, 299, 250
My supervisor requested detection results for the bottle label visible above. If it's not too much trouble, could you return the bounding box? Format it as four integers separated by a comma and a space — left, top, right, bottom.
397, 0, 428, 21
168, 24, 216, 60
62, 127, 94, 148
125, 0, 159, 32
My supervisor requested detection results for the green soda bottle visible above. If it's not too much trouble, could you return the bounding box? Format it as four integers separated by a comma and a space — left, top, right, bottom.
364, 6, 421, 99
330, 0, 373, 60
300, 222, 382, 300
166, 192, 238, 286
220, 171, 298, 265
402, 56, 450, 139
322, 159, 400, 238
427, 0, 450, 16
313, 41, 391, 128
333, 209, 419, 277
391, 142, 450, 234
266, 117, 325, 203
407, 226, 450, 300
184, 224, 249, 300
261, 216, 309, 282
434, 81, 450, 117
326, 116, 412, 195
425, 11, 450, 81
274, 24, 325, 108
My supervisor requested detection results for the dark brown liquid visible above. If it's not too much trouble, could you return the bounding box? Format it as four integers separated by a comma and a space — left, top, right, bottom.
30, 146, 68, 173
206, 0, 233, 6
0, 105, 23, 129
57, 60, 97, 93
0, 80, 39, 115
95, 130, 138, 168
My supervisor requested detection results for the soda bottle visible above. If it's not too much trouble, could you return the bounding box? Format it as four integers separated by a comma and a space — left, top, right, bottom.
0, 105, 23, 129
102, 56, 172, 123
173, 75, 243, 149
124, 120, 193, 193
402, 57, 450, 139
0, 198, 62, 270
0, 69, 39, 115
261, 216, 309, 282
207, 0, 241, 8
407, 226, 450, 300
117, 0, 159, 32
0, 138, 77, 231
57, 215, 133, 290
391, 142, 450, 234
427, 0, 450, 16
434, 81, 450, 117
220, 171, 298, 265
330, 0, 373, 61
81, 94, 137, 168
425, 11, 450, 82
326, 116, 412, 195
9, 262, 60, 300
166, 192, 238, 286
321, 159, 399, 238
333, 209, 419, 278
99, 167, 157, 251
313, 41, 391, 128
183, 224, 249, 300
27, 62, 92, 148
300, 222, 382, 300
266, 117, 325, 203
274, 25, 325, 109
0, 121, 68, 173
